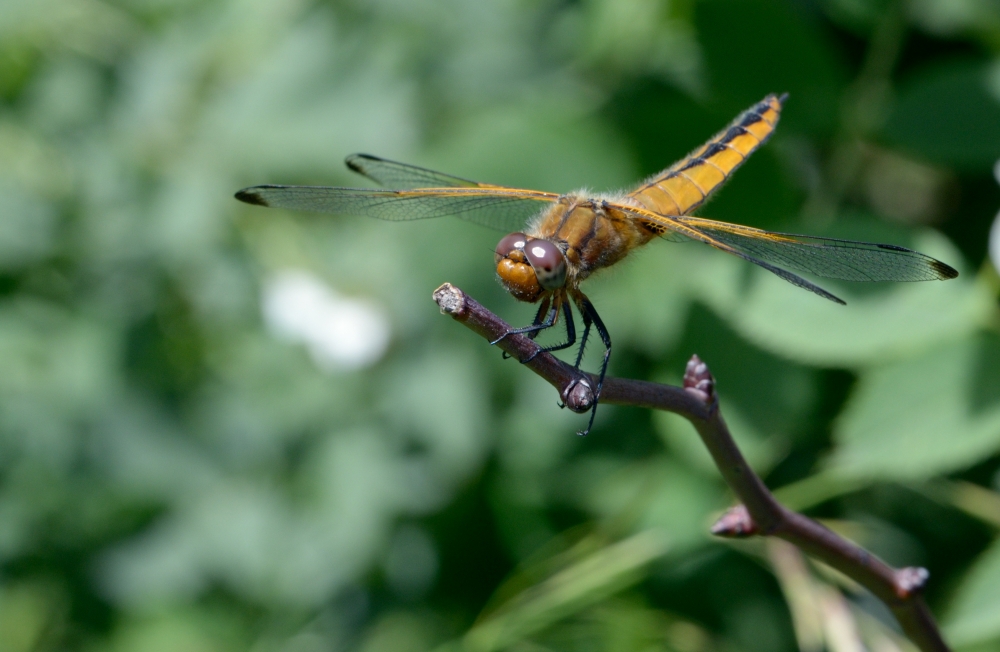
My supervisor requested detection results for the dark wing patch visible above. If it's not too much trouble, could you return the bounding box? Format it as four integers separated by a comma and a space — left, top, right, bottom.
234, 189, 269, 206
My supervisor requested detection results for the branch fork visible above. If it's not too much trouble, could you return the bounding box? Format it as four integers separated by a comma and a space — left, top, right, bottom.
433, 283, 949, 652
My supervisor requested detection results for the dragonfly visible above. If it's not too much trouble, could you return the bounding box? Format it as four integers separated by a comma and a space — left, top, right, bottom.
235, 94, 958, 436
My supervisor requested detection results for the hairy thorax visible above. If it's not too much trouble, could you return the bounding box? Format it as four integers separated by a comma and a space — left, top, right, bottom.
526, 194, 657, 286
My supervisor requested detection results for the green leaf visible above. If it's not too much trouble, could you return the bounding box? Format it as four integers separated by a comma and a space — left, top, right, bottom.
828, 333, 1000, 479
462, 530, 670, 652
0, 581, 63, 652
426, 102, 636, 195
654, 396, 786, 477
105, 609, 245, 652
945, 537, 1000, 648
585, 244, 692, 358
560, 457, 724, 552
663, 297, 821, 436
0, 299, 116, 442
696, 0, 849, 134
883, 60, 1000, 170
0, 182, 57, 269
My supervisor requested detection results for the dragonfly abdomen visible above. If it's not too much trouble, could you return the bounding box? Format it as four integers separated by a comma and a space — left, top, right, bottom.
629, 94, 787, 217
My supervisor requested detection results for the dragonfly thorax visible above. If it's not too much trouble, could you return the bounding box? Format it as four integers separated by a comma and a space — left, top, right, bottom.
495, 232, 567, 302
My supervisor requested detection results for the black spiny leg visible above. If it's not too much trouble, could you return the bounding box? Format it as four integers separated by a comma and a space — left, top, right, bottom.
572, 292, 611, 437
492, 295, 564, 365
499, 297, 552, 360
573, 307, 593, 370
522, 300, 576, 364
492, 298, 558, 343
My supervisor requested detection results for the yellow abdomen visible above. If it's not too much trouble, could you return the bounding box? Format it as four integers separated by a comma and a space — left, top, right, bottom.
630, 94, 785, 216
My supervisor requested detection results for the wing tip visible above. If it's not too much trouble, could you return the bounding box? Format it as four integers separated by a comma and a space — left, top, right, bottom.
815, 284, 846, 305
932, 259, 959, 280
235, 188, 269, 206
344, 153, 375, 174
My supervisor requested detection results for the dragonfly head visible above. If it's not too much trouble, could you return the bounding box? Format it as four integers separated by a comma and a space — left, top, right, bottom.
495, 232, 567, 302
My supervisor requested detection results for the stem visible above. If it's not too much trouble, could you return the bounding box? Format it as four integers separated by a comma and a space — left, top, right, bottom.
433, 283, 951, 652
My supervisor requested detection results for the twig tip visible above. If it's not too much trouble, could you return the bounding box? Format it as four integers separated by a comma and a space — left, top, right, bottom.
711, 505, 757, 538
683, 354, 716, 407
894, 566, 930, 599
433, 283, 467, 317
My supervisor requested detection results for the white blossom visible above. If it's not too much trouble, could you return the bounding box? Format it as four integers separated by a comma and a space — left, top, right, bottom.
262, 270, 390, 371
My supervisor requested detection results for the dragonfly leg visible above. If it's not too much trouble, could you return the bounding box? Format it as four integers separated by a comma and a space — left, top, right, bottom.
571, 292, 611, 437
553, 301, 590, 410
524, 296, 561, 346
500, 297, 552, 360
526, 295, 553, 339
521, 300, 576, 364
573, 307, 593, 370
492, 295, 558, 351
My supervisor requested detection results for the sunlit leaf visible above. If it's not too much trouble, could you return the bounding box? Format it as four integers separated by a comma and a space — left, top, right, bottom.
945, 538, 1000, 648
828, 333, 1000, 479
104, 609, 245, 652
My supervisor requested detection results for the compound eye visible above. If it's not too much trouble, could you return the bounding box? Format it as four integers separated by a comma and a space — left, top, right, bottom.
495, 232, 528, 264
524, 239, 567, 290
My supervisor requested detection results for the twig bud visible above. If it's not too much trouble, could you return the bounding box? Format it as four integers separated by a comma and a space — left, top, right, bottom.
711, 505, 757, 538
563, 379, 595, 413
683, 354, 716, 407
895, 567, 930, 599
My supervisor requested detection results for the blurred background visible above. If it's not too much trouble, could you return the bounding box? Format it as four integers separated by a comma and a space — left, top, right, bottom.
2, 0, 1000, 650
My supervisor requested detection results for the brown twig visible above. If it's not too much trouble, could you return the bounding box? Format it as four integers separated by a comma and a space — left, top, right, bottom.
433, 283, 950, 652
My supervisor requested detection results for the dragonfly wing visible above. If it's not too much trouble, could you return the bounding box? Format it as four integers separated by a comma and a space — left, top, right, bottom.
235, 185, 557, 232
613, 202, 955, 304
676, 216, 959, 283
612, 202, 846, 302
629, 94, 786, 216
345, 153, 505, 189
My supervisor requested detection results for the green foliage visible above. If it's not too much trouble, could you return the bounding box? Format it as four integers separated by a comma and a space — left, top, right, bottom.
884, 60, 1000, 169
831, 334, 1000, 479
947, 538, 1000, 647
1, 0, 1000, 651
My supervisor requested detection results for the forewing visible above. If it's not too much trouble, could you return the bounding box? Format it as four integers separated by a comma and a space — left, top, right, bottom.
676, 216, 959, 283
629, 94, 786, 216
345, 153, 501, 189
234, 185, 557, 232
